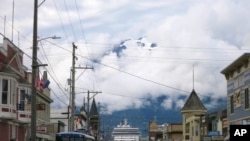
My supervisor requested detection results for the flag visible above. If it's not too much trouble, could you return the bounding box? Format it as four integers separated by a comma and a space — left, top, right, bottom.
39, 79, 44, 92
24, 93, 31, 102
35, 72, 40, 88
43, 80, 50, 88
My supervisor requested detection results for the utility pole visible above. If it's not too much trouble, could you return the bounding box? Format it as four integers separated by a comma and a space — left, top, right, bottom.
31, 0, 38, 140
70, 42, 77, 131
70, 43, 94, 131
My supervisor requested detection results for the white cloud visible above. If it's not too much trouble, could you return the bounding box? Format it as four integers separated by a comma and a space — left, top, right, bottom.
0, 0, 249, 113
161, 98, 173, 110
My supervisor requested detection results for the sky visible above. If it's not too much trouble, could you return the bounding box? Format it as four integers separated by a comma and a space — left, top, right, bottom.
1, 0, 250, 115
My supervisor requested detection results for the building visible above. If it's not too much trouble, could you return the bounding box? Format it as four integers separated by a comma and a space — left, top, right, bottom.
221, 53, 250, 140
149, 120, 163, 141
0, 35, 29, 141
181, 89, 207, 141
163, 123, 183, 141
200, 110, 225, 141
50, 108, 70, 132
50, 105, 88, 133
112, 119, 141, 141
0, 36, 53, 140
89, 98, 100, 139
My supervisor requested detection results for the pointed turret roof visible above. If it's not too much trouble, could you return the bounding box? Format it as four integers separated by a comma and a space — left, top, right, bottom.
181, 89, 207, 112
89, 98, 98, 116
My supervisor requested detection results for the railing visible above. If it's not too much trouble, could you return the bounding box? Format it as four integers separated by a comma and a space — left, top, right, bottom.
0, 104, 16, 119
17, 110, 31, 123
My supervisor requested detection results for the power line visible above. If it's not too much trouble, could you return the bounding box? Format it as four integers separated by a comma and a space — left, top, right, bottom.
53, 0, 70, 43
63, 0, 77, 41
43, 41, 228, 96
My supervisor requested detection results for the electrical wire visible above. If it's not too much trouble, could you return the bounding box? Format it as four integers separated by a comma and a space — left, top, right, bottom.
63, 0, 77, 41
39, 43, 70, 99
53, 0, 70, 43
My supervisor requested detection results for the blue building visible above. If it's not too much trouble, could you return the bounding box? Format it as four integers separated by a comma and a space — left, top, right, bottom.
221, 53, 250, 125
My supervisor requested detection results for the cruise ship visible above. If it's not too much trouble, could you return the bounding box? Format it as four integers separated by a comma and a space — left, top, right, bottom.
112, 119, 141, 141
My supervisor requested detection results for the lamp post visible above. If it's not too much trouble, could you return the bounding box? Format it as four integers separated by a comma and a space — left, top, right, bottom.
30, 34, 60, 139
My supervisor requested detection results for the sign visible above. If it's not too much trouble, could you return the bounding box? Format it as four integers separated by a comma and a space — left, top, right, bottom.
208, 131, 220, 136
37, 126, 47, 133
36, 103, 46, 110
230, 125, 250, 140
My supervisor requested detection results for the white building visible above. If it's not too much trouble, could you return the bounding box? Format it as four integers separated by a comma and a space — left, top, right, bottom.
112, 119, 141, 141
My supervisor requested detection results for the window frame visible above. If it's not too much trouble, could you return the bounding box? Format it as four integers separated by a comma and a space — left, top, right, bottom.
245, 87, 249, 109
1, 78, 9, 104
230, 95, 234, 114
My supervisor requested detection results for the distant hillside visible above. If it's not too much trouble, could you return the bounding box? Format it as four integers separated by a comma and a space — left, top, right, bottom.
99, 96, 227, 138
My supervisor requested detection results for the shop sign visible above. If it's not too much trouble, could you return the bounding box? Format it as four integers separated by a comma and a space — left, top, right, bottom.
37, 126, 47, 133
208, 131, 220, 136
36, 103, 46, 110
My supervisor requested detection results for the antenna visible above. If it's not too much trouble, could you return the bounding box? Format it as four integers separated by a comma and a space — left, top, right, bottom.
193, 64, 195, 90
11, 0, 15, 41
18, 31, 20, 47
4, 16, 6, 36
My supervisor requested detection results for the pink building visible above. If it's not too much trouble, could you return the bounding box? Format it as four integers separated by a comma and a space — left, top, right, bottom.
0, 37, 53, 140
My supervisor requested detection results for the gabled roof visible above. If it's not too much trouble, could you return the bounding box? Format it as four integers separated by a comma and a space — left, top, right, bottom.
181, 89, 207, 112
89, 98, 98, 116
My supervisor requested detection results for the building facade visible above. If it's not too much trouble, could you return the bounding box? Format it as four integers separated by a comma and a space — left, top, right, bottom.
89, 98, 100, 139
181, 89, 207, 141
163, 123, 183, 141
0, 37, 53, 141
149, 120, 163, 141
221, 53, 250, 139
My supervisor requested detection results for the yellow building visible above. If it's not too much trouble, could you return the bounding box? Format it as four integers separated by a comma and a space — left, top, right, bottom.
163, 123, 183, 141
181, 89, 207, 141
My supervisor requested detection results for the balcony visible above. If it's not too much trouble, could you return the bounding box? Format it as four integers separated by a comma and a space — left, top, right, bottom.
0, 104, 16, 120
17, 110, 31, 123
17, 103, 31, 123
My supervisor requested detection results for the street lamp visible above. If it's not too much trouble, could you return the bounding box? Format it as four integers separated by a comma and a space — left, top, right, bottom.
31, 32, 60, 141
38, 35, 61, 42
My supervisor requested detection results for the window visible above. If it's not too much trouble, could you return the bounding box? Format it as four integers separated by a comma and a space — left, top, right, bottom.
18, 90, 26, 111
185, 123, 190, 133
245, 88, 249, 109
2, 79, 9, 104
20, 90, 25, 105
195, 126, 198, 136
230, 95, 234, 114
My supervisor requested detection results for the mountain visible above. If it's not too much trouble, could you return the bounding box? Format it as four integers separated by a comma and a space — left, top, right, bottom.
100, 96, 227, 137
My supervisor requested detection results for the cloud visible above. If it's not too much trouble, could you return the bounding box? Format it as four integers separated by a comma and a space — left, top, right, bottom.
1, 0, 250, 114
161, 98, 173, 110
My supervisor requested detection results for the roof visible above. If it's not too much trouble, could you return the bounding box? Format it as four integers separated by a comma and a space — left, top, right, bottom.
89, 98, 98, 116
149, 120, 158, 130
221, 53, 250, 74
181, 89, 207, 112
